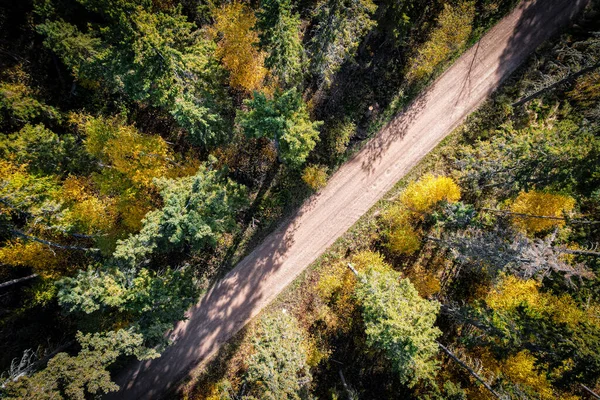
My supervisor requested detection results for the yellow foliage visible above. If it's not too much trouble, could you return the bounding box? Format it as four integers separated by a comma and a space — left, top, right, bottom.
486, 275, 540, 311
409, 1, 475, 81
486, 275, 600, 330
0, 160, 58, 200
388, 225, 421, 255
317, 260, 353, 301
0, 159, 20, 178
302, 165, 328, 190
69, 197, 116, 234
62, 175, 89, 201
71, 115, 180, 232
204, 380, 236, 400
211, 2, 267, 92
74, 114, 172, 189
351, 250, 390, 273
0, 240, 62, 278
167, 154, 201, 179
503, 351, 554, 399
305, 335, 331, 367
381, 203, 412, 229
116, 193, 154, 232
400, 174, 461, 213
62, 176, 117, 234
567, 71, 600, 106
481, 349, 555, 400
316, 256, 372, 334
509, 191, 576, 234
405, 264, 441, 298
104, 125, 170, 187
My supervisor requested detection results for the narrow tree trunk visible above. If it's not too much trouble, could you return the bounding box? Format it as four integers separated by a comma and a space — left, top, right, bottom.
438, 342, 504, 399
11, 229, 100, 252
512, 61, 600, 107
560, 248, 600, 257
581, 384, 600, 400
481, 208, 600, 225
338, 369, 355, 400
0, 274, 38, 289
347, 262, 359, 276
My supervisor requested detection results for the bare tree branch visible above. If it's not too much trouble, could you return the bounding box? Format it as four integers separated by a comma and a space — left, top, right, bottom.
0, 274, 38, 289
10, 229, 100, 252
438, 342, 504, 399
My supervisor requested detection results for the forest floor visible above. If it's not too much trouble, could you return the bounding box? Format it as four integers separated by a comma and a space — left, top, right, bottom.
107, 0, 589, 398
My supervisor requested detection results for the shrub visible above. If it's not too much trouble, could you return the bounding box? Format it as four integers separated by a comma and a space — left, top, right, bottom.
400, 174, 461, 213
302, 164, 328, 190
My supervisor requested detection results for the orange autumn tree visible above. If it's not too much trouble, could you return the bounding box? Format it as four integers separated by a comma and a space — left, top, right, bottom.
211, 2, 267, 92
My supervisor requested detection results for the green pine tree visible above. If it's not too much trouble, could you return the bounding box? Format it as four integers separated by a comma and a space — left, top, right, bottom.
245, 311, 312, 399
237, 88, 322, 167
354, 264, 441, 386
36, 0, 230, 144
256, 0, 305, 88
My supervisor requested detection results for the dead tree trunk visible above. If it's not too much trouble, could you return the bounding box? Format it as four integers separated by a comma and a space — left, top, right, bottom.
0, 274, 38, 289
581, 384, 600, 400
438, 342, 504, 399
512, 61, 600, 107
10, 229, 100, 252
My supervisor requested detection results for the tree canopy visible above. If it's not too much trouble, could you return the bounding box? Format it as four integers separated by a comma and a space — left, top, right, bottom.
245, 311, 312, 399
256, 0, 305, 89
354, 255, 441, 386
113, 162, 247, 268
37, 0, 228, 144
237, 89, 322, 167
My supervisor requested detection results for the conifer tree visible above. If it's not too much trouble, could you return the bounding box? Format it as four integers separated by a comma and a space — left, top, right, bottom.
245, 311, 312, 399
256, 0, 305, 88
354, 263, 441, 386
237, 88, 322, 167
36, 0, 228, 144
308, 0, 376, 87
113, 162, 247, 268
3, 329, 155, 399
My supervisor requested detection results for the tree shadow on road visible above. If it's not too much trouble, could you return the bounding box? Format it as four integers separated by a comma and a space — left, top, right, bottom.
495, 0, 588, 94
108, 190, 323, 399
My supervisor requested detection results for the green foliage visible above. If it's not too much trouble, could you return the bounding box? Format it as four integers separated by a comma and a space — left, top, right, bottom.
309, 0, 376, 86
0, 160, 60, 215
2, 329, 152, 400
458, 293, 600, 388
238, 89, 322, 167
113, 162, 247, 267
323, 119, 354, 161
456, 120, 600, 197
256, 0, 305, 88
379, 0, 414, 46
245, 311, 311, 399
36, 0, 229, 144
0, 124, 92, 175
568, 71, 600, 107
354, 265, 441, 386
57, 266, 198, 349
0, 82, 59, 125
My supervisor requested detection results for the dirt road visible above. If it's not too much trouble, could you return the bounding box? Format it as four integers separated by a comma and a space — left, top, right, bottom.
109, 0, 588, 398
